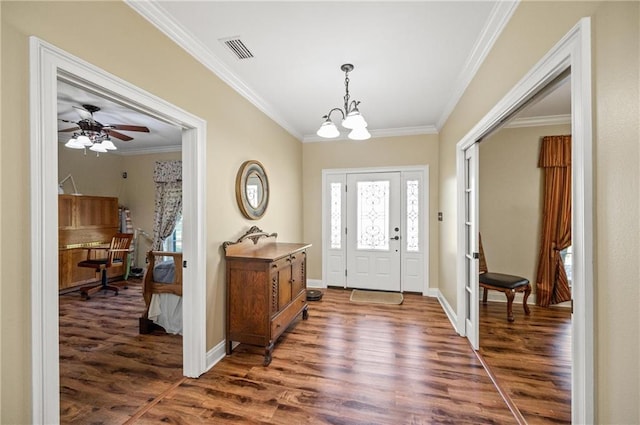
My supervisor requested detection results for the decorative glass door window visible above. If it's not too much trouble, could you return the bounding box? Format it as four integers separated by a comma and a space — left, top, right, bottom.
406, 180, 419, 251
330, 182, 342, 249
356, 180, 390, 250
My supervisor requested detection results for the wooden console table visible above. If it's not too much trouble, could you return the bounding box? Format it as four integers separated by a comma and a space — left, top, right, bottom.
223, 227, 311, 366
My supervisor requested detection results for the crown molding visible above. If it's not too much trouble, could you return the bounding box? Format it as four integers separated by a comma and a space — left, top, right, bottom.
302, 125, 437, 143
436, 0, 519, 130
116, 144, 182, 156
504, 114, 571, 128
124, 0, 303, 141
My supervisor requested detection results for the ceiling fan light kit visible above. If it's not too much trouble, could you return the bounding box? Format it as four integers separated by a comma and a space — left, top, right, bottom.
316, 63, 371, 141
59, 104, 150, 156
89, 143, 108, 154
64, 137, 86, 150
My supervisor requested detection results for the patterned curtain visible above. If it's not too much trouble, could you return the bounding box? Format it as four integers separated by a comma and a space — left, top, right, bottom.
152, 161, 182, 250
535, 135, 572, 306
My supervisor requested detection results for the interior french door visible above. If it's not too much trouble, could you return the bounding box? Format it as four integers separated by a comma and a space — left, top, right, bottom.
463, 144, 480, 349
346, 172, 401, 291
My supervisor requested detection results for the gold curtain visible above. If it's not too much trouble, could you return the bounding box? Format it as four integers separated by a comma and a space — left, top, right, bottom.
535, 135, 572, 306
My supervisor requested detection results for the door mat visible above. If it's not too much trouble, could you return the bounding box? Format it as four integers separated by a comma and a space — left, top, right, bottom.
350, 289, 403, 305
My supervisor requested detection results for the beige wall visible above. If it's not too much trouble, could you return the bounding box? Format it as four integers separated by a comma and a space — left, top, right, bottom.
302, 134, 439, 289
1, 2, 302, 423
439, 1, 639, 423
58, 146, 128, 199
479, 124, 571, 294
121, 152, 182, 266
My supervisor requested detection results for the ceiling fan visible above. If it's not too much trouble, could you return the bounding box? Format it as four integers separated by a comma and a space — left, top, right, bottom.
59, 104, 150, 142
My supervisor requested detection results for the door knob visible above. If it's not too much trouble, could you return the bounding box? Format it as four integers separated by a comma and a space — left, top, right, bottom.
391, 236, 400, 240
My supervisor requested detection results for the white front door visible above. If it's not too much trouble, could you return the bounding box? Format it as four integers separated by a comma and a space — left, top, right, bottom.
346, 172, 401, 291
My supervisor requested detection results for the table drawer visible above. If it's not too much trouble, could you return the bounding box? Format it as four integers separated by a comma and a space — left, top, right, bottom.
271, 292, 306, 339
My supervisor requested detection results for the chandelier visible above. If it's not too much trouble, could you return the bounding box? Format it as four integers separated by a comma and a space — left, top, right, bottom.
316, 63, 371, 140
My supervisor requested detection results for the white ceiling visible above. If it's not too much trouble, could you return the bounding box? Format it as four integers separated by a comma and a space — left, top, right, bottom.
128, 0, 523, 141
58, 1, 571, 153
57, 80, 182, 155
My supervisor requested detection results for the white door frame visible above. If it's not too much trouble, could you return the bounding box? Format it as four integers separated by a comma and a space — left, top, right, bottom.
455, 18, 593, 424
29, 37, 208, 424
321, 165, 429, 294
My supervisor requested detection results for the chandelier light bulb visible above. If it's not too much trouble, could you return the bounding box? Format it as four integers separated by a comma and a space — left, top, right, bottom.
64, 136, 85, 149
348, 127, 371, 141
89, 142, 107, 153
65, 140, 85, 149
101, 138, 117, 150
77, 134, 93, 146
316, 119, 340, 138
342, 109, 367, 130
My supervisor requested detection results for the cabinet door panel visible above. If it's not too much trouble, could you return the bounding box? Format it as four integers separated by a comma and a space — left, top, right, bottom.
228, 267, 269, 339
291, 252, 306, 298
277, 258, 292, 309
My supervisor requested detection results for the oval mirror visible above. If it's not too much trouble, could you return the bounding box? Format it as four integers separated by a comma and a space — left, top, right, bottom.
235, 160, 269, 220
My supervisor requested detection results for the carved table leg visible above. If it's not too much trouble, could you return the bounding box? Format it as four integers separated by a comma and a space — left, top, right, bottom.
522, 284, 532, 315
263, 342, 274, 366
506, 290, 515, 322
302, 305, 309, 320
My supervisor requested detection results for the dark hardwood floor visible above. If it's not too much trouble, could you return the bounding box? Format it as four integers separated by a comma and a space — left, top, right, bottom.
60, 284, 570, 424
59, 279, 183, 424
479, 296, 572, 424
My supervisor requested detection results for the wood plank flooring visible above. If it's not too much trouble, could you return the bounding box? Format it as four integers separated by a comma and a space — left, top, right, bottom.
60, 285, 570, 424
479, 298, 572, 424
59, 279, 183, 424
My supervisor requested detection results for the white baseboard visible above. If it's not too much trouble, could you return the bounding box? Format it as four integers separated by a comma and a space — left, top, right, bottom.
307, 279, 326, 289
437, 290, 459, 334
424, 287, 439, 297
482, 290, 537, 305
206, 340, 241, 372
206, 339, 226, 372
481, 290, 574, 308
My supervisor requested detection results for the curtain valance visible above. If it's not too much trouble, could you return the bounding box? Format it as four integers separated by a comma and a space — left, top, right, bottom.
538, 135, 571, 168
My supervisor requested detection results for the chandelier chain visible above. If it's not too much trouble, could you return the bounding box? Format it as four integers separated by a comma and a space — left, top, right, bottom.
343, 70, 351, 112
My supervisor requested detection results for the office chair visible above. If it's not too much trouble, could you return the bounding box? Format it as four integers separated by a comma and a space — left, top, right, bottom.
78, 233, 133, 300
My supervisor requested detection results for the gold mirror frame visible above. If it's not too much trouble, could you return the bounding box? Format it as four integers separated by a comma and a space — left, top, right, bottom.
235, 160, 269, 220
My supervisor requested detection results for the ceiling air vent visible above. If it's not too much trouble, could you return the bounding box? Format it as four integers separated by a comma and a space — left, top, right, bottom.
219, 36, 254, 60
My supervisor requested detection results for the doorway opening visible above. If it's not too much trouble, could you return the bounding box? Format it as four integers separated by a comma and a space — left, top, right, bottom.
30, 37, 207, 424
455, 18, 593, 424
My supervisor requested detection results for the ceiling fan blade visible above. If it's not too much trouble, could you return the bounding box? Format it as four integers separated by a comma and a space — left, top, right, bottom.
73, 106, 93, 120
108, 124, 150, 133
106, 129, 134, 141
59, 126, 80, 132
